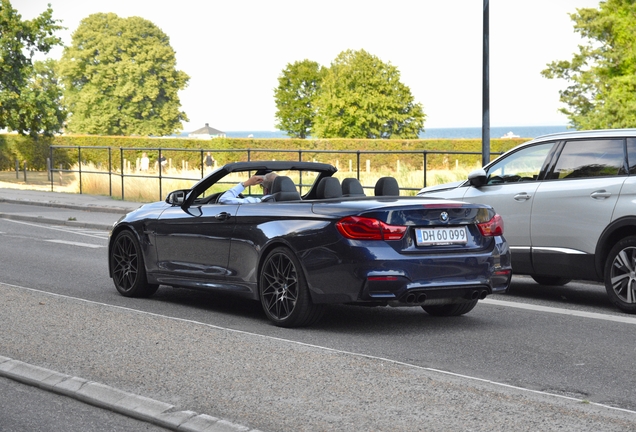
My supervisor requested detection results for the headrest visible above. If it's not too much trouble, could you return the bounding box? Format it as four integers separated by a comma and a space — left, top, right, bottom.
270, 176, 297, 194
374, 177, 400, 196
262, 175, 300, 202
316, 177, 342, 199
341, 178, 365, 196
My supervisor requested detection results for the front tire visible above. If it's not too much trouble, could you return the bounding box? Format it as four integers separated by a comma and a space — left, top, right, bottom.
422, 300, 478, 316
604, 236, 636, 313
531, 275, 572, 286
110, 230, 158, 298
259, 247, 324, 327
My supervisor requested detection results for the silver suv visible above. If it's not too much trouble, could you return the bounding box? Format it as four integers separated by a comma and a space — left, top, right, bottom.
418, 129, 636, 313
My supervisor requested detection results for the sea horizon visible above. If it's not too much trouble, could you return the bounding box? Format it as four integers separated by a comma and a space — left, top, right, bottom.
211, 125, 570, 140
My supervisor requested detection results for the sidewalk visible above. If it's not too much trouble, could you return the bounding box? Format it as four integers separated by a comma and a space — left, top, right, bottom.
0, 187, 143, 213
0, 188, 144, 230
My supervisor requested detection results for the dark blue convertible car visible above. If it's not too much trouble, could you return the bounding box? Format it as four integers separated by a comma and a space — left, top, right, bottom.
109, 161, 511, 327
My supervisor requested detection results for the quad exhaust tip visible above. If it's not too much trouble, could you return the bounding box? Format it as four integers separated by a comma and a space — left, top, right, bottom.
404, 292, 427, 304
467, 290, 489, 300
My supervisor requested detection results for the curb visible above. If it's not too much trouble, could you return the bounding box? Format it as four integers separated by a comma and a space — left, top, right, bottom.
0, 212, 115, 231
0, 356, 263, 432
0, 197, 134, 214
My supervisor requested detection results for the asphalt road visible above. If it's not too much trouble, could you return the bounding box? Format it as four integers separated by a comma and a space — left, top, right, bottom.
1, 200, 636, 431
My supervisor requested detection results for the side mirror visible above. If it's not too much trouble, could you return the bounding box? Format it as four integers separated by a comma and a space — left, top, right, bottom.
467, 169, 487, 187
166, 190, 187, 205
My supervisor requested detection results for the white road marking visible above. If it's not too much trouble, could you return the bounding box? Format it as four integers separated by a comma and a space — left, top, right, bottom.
481, 298, 636, 325
2, 281, 636, 416
1, 218, 108, 239
45, 239, 104, 249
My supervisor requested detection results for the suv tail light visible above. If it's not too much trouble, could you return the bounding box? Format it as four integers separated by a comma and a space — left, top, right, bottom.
477, 214, 504, 237
336, 216, 407, 241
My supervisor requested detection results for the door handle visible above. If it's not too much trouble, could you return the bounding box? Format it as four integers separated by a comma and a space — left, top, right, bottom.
215, 212, 232, 221
590, 190, 611, 199
513, 193, 532, 201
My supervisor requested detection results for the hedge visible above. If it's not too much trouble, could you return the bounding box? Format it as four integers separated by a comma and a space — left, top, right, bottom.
0, 133, 527, 172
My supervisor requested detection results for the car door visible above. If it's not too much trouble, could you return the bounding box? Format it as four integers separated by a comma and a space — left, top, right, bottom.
152, 202, 239, 282
459, 142, 556, 273
530, 138, 627, 278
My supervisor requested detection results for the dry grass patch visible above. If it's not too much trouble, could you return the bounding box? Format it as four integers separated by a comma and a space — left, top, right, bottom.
1, 162, 475, 201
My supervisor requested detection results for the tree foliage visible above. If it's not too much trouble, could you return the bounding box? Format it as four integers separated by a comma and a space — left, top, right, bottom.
9, 59, 67, 138
312, 49, 425, 139
58, 13, 189, 136
274, 60, 325, 138
542, 0, 636, 129
0, 0, 65, 137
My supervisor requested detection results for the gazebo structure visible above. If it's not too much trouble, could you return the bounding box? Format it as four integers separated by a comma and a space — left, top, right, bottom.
188, 123, 226, 139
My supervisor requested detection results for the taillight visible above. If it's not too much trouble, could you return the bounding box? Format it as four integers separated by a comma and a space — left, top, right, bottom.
336, 216, 407, 241
477, 213, 504, 237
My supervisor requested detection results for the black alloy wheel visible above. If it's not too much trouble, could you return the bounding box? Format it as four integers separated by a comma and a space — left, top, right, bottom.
110, 230, 158, 298
531, 275, 572, 286
422, 300, 478, 317
604, 236, 636, 313
259, 247, 324, 327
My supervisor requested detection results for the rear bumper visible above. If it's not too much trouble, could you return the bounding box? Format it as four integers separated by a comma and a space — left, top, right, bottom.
302, 236, 512, 305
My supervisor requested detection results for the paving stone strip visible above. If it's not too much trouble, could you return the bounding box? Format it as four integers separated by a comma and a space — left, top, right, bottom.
0, 356, 259, 432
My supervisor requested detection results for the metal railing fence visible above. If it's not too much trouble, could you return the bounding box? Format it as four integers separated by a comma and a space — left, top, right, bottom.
49, 146, 502, 202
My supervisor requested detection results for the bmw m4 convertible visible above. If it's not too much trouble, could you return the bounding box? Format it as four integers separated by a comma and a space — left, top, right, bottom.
109, 161, 511, 327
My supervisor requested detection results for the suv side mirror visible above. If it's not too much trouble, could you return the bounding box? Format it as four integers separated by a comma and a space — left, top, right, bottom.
166, 189, 187, 205
468, 169, 487, 187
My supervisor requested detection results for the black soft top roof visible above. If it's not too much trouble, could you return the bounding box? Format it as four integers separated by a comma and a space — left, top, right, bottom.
188, 160, 338, 197
222, 161, 337, 174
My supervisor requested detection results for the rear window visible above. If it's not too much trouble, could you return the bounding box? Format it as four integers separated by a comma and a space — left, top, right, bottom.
551, 139, 626, 179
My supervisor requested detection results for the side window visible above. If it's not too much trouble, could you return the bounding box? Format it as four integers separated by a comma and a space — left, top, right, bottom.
486, 142, 554, 184
551, 139, 625, 180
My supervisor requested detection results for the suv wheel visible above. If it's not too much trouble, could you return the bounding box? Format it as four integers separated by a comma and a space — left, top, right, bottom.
531, 275, 572, 286
604, 236, 636, 313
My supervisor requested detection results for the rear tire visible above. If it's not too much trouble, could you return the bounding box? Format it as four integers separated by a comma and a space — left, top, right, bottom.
531, 275, 572, 286
259, 247, 324, 327
422, 300, 478, 316
604, 236, 636, 314
110, 230, 158, 298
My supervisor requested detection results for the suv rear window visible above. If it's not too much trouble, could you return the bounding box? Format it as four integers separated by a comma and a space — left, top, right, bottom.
551, 139, 625, 179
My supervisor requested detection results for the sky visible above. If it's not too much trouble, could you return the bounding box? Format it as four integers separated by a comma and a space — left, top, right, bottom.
16, 0, 602, 132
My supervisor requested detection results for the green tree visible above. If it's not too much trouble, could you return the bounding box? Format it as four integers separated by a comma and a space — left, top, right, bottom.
0, 0, 65, 137
542, 0, 636, 129
58, 13, 189, 136
312, 49, 425, 139
8, 59, 67, 137
274, 60, 325, 138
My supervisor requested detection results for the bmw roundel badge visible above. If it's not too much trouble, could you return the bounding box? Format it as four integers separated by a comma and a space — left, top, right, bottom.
440, 211, 449, 222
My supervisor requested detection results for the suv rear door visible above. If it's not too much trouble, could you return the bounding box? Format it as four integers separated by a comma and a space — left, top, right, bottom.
530, 138, 627, 278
